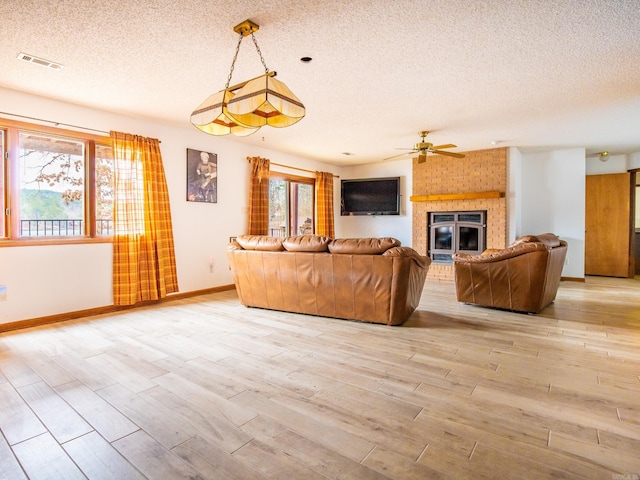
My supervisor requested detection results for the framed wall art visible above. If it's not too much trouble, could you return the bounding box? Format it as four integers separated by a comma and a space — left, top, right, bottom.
186, 148, 217, 203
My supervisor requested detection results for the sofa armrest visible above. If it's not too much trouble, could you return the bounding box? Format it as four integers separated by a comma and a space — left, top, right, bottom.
383, 246, 431, 268
227, 240, 243, 251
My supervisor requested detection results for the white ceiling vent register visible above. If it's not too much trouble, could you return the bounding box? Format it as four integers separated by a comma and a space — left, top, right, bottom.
17, 52, 64, 70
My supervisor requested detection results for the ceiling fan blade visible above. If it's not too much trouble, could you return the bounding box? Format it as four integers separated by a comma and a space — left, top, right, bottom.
432, 150, 465, 158
383, 151, 414, 161
431, 144, 457, 150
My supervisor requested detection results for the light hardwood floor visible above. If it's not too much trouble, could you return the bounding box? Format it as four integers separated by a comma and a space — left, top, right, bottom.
1, 277, 639, 480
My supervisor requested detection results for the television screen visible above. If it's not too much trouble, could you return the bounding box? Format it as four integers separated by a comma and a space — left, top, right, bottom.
341, 177, 400, 215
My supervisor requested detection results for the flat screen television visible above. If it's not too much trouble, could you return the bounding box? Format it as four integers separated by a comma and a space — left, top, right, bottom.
341, 177, 400, 216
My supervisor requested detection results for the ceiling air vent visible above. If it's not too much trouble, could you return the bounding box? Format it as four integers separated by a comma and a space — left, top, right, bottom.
17, 52, 64, 70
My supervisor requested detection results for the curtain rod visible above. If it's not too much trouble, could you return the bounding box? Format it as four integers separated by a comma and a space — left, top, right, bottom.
247, 158, 339, 178
0, 111, 110, 135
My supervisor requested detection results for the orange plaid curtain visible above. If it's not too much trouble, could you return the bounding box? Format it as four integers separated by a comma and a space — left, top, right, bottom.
247, 156, 270, 235
315, 171, 335, 238
110, 131, 179, 306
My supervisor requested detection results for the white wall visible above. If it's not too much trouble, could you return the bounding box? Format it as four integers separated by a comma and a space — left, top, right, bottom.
0, 243, 114, 322
335, 158, 413, 247
585, 152, 634, 175
0, 87, 341, 324
515, 148, 586, 278
507, 147, 522, 244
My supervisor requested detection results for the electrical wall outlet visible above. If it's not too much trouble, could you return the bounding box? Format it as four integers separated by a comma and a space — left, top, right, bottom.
0, 285, 7, 301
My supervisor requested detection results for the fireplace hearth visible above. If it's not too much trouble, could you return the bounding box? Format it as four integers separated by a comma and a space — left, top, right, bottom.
428, 211, 486, 263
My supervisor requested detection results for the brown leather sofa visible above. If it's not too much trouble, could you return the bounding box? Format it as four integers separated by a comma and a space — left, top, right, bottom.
227, 235, 431, 325
452, 233, 568, 314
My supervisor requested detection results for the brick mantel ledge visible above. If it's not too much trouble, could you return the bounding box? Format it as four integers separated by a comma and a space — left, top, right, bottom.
410, 190, 503, 202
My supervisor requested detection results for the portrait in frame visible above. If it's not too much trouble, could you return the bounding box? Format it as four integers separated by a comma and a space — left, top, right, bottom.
186, 148, 217, 203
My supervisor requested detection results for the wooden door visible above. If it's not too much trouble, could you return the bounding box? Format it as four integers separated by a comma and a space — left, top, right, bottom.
585, 173, 631, 277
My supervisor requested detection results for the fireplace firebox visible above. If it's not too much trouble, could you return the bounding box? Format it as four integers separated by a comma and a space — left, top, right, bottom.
428, 211, 486, 263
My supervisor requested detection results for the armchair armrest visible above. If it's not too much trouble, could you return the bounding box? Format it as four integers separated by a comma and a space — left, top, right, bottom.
453, 242, 551, 263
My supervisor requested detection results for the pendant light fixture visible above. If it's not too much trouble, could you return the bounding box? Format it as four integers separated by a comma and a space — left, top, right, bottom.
190, 19, 305, 137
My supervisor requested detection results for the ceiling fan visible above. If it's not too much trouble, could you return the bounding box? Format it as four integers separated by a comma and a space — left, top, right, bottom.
384, 131, 465, 163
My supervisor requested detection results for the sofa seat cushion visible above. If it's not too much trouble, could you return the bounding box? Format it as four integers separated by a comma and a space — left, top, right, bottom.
283, 235, 332, 252
328, 237, 400, 255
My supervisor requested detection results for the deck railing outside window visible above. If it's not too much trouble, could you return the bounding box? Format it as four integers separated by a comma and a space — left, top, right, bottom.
268, 227, 286, 237
20, 219, 114, 237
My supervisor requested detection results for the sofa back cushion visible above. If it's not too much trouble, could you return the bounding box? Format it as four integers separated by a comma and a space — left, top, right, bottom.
236, 235, 284, 251
283, 235, 332, 252
328, 237, 400, 255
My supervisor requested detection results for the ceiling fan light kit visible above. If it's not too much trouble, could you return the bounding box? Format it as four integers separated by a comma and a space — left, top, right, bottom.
384, 131, 465, 162
190, 19, 305, 137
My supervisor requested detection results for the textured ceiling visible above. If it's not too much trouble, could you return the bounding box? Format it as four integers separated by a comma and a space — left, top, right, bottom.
2, 0, 640, 165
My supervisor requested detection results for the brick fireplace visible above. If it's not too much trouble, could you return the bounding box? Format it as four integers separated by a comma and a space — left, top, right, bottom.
412, 148, 507, 282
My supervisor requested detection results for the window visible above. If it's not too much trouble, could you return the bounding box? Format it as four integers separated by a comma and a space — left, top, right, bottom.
19, 132, 86, 236
268, 173, 315, 237
1, 119, 114, 242
95, 143, 115, 236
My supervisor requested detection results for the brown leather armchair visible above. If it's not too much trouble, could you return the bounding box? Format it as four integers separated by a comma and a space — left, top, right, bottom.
452, 233, 567, 314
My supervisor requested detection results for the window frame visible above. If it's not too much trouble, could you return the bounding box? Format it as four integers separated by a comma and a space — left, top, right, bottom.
268, 171, 316, 237
0, 118, 113, 246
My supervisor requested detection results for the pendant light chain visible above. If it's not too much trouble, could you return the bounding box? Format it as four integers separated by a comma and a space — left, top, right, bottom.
225, 33, 245, 89
250, 32, 270, 74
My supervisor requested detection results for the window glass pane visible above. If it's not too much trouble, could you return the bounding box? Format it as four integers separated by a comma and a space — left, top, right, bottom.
432, 213, 455, 223
268, 178, 288, 237
458, 226, 479, 251
458, 213, 482, 223
295, 183, 313, 235
96, 144, 114, 236
0, 130, 4, 238
19, 132, 85, 237
433, 253, 453, 263
434, 226, 453, 249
